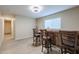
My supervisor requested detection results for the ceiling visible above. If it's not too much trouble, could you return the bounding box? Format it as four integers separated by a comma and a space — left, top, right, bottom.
0, 5, 77, 18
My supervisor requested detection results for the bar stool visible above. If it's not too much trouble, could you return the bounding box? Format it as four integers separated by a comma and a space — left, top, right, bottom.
41, 29, 52, 53
33, 28, 41, 46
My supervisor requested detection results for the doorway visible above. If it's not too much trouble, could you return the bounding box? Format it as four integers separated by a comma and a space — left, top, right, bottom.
4, 20, 13, 41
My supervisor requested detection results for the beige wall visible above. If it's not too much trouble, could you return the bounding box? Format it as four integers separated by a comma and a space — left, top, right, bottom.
36, 7, 79, 31
61, 7, 79, 30
15, 15, 36, 40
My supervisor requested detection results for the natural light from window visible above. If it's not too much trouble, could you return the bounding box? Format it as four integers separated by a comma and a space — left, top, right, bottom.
44, 17, 61, 29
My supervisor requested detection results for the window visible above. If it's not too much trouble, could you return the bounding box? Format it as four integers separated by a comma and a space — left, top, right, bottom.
44, 17, 61, 29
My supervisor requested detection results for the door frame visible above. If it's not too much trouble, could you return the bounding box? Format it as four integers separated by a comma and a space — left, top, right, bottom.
0, 17, 15, 47
3, 19, 15, 40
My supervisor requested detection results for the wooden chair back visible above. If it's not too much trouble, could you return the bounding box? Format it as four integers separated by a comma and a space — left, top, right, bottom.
60, 30, 78, 53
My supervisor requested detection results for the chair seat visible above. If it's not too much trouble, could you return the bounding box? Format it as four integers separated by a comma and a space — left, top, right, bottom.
43, 36, 50, 39
35, 34, 40, 37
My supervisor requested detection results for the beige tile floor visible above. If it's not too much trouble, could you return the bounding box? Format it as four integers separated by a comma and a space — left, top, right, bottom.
0, 37, 60, 54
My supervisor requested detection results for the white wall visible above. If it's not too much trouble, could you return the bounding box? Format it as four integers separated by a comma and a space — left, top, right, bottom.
15, 15, 36, 40
0, 19, 3, 47
37, 7, 79, 31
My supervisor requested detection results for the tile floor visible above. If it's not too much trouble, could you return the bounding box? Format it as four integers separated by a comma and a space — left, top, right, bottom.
0, 37, 60, 54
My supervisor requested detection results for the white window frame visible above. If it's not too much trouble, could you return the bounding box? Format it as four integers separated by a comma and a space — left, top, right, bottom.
44, 17, 61, 29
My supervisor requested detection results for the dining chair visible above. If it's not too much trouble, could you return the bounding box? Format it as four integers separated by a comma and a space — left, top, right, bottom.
33, 28, 41, 46
59, 31, 78, 54
48, 31, 56, 45
40, 29, 52, 53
